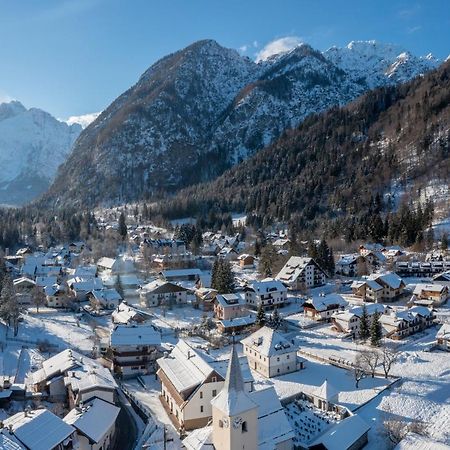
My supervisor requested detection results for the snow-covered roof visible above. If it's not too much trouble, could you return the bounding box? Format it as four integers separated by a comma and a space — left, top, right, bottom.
350, 303, 386, 317
370, 272, 404, 289
249, 278, 287, 294
306, 293, 347, 312
276, 256, 318, 283
91, 288, 122, 303
314, 380, 338, 402
182, 426, 214, 450
215, 293, 245, 308
97, 257, 116, 269
63, 398, 120, 444
310, 414, 370, 449
65, 366, 117, 394
241, 326, 294, 357
141, 279, 189, 293
254, 387, 295, 447
219, 315, 256, 329
111, 303, 144, 324
161, 268, 202, 278
110, 324, 160, 347
13, 277, 35, 287
3, 409, 75, 450
35, 276, 57, 287
413, 283, 447, 294
157, 339, 216, 393
437, 323, 450, 339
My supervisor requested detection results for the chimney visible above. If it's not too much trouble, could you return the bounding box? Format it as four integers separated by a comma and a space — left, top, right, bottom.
187, 350, 191, 359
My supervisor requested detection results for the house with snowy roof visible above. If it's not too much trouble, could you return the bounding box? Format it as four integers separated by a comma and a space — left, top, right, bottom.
44, 284, 66, 308
88, 288, 122, 310
332, 303, 387, 337
13, 277, 35, 305
214, 293, 247, 321
63, 397, 120, 450
107, 324, 161, 377
140, 279, 190, 307
183, 344, 294, 450
335, 254, 366, 277
67, 276, 104, 301
379, 306, 435, 339
244, 278, 287, 310
351, 273, 405, 303
436, 323, 450, 351
303, 293, 347, 321
111, 302, 147, 324
413, 283, 448, 306
30, 349, 117, 405
157, 339, 254, 431
276, 256, 327, 290
241, 326, 304, 378
237, 254, 256, 269
2, 408, 79, 450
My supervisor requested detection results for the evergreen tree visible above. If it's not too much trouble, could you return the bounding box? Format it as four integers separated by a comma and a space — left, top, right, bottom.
359, 304, 370, 341
254, 240, 261, 257
0, 276, 21, 336
115, 274, 125, 299
118, 212, 127, 239
259, 243, 276, 278
370, 311, 383, 347
256, 303, 266, 327
270, 308, 282, 329
211, 259, 234, 294
441, 233, 448, 252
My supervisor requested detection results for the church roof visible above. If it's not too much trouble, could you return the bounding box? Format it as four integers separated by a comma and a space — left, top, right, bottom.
315, 380, 338, 402
210, 345, 257, 416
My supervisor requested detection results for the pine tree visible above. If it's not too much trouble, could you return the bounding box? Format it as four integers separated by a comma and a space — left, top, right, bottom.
270, 308, 281, 329
211, 259, 234, 294
370, 311, 383, 347
118, 212, 127, 239
115, 275, 125, 299
441, 233, 448, 252
359, 304, 370, 341
256, 303, 266, 327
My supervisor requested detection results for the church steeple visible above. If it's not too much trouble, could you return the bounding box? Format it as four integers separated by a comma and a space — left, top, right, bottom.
211, 343, 258, 450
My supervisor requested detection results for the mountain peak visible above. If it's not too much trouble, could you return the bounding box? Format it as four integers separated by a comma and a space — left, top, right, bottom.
0, 100, 27, 122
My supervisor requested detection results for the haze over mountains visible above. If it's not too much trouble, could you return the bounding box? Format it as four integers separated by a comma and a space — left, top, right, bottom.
41, 39, 441, 208
0, 101, 81, 206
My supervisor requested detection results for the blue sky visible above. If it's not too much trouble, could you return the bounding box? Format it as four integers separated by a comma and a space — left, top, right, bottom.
0, 0, 448, 119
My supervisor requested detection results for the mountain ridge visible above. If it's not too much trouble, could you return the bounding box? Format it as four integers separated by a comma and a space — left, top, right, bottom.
41, 38, 441, 208
0, 101, 81, 205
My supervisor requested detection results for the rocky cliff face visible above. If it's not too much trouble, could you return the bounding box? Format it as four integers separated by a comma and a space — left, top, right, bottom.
43, 39, 440, 207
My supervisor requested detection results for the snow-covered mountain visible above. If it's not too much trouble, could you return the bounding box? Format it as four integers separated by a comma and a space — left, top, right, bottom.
0, 101, 81, 205
43, 39, 441, 207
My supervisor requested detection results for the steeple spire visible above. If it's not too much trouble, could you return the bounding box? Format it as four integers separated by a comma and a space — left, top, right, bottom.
211, 343, 257, 416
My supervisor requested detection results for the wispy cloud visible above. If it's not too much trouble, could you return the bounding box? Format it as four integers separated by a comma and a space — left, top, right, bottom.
398, 4, 421, 19
406, 25, 422, 34
255, 36, 303, 62
238, 40, 259, 54
66, 112, 101, 128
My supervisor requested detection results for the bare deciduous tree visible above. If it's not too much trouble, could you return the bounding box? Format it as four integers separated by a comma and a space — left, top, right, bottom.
353, 354, 367, 388
359, 349, 380, 378
381, 404, 428, 447
381, 345, 399, 379
32, 286, 46, 313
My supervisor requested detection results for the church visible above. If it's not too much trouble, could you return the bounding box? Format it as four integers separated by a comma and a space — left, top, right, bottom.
182, 344, 295, 450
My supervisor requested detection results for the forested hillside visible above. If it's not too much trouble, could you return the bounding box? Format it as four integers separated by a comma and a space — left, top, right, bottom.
156, 60, 450, 243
